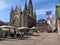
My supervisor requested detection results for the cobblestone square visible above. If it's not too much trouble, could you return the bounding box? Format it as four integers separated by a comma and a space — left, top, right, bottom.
0, 33, 60, 45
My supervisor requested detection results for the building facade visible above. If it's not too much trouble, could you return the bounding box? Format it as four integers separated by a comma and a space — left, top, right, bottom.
10, 0, 36, 28
37, 19, 48, 32
0, 21, 5, 26
56, 5, 60, 34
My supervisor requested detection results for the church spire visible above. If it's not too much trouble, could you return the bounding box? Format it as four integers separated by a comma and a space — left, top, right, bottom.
28, 0, 33, 8
15, 5, 19, 11
11, 6, 14, 12
10, 6, 14, 15
10, 6, 14, 26
29, 0, 32, 4
23, 0, 27, 14
28, 0, 33, 16
25, 0, 27, 10
24, 0, 27, 11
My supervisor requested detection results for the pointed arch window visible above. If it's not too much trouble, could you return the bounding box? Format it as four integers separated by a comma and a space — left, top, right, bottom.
14, 15, 20, 27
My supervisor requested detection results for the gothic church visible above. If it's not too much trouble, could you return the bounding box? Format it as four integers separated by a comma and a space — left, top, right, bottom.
10, 0, 36, 28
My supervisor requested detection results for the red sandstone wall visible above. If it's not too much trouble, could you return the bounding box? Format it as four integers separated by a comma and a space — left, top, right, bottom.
57, 19, 60, 34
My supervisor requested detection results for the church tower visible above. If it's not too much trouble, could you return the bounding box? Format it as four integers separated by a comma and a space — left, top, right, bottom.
33, 10, 37, 26
23, 0, 28, 27
33, 10, 36, 19
28, 0, 33, 16
13, 6, 22, 27
23, 0, 27, 15
10, 0, 36, 28
10, 7, 14, 26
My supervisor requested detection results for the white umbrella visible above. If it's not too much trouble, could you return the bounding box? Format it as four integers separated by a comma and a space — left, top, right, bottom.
0, 25, 15, 29
30, 26, 37, 30
17, 27, 28, 29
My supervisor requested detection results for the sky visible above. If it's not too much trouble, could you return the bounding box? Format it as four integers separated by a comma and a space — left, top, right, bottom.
0, 0, 59, 22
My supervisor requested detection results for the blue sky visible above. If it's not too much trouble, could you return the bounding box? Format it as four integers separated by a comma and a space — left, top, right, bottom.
0, 0, 59, 22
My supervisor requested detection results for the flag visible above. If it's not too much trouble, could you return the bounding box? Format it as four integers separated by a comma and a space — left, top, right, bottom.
46, 16, 52, 21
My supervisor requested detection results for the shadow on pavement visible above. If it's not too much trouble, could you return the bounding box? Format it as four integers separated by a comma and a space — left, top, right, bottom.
28, 34, 40, 37
0, 36, 31, 41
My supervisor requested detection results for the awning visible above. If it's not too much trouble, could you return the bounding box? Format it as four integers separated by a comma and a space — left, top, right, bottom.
0, 25, 15, 29
17, 27, 29, 30
30, 26, 37, 30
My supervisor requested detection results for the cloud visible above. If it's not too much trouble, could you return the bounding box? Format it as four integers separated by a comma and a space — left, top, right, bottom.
36, 8, 55, 15
33, 0, 47, 3
36, 10, 46, 15
0, 0, 11, 11
0, 0, 58, 22
33, 0, 58, 10
0, 16, 9, 22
